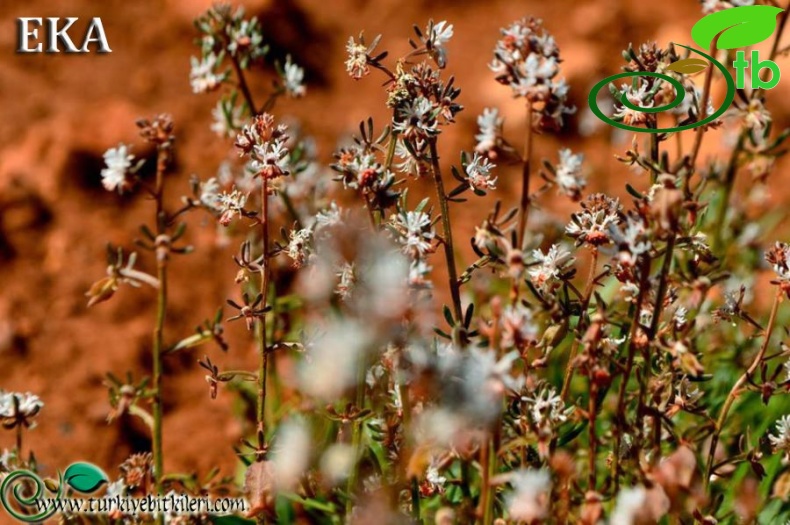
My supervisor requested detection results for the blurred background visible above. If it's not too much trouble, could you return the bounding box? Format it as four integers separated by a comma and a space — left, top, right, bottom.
1, 0, 789, 481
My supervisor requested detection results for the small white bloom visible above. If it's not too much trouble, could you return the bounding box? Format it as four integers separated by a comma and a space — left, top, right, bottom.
101, 144, 134, 193
475, 108, 503, 153
217, 187, 248, 226
465, 152, 497, 191
426, 465, 447, 493
282, 55, 306, 97
770, 415, 790, 454
426, 20, 453, 66
190, 54, 224, 94
391, 211, 435, 259
554, 149, 586, 199
522, 386, 573, 428
287, 228, 313, 269
529, 244, 574, 292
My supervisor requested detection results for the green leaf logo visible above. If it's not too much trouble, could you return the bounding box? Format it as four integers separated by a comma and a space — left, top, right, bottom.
692, 5, 784, 50
666, 57, 709, 74
63, 462, 109, 493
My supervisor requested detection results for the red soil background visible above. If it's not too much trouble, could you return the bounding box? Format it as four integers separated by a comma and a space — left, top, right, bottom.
2, 0, 790, 486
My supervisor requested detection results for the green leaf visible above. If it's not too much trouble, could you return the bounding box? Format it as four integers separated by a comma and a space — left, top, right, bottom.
691, 5, 784, 50
63, 462, 109, 493
666, 57, 709, 74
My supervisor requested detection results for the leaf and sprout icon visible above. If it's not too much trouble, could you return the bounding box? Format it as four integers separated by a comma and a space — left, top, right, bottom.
589, 5, 784, 133
1, 462, 108, 522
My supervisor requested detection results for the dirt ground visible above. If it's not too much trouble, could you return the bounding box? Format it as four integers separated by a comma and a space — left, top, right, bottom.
2, 0, 790, 484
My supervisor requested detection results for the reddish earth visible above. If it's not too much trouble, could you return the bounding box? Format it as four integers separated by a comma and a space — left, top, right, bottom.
1, 0, 789, 484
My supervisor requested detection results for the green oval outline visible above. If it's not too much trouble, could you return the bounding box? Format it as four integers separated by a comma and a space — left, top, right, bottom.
0, 469, 62, 522
588, 44, 736, 134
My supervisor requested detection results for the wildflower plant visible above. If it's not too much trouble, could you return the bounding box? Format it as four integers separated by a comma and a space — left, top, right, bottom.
16, 2, 790, 524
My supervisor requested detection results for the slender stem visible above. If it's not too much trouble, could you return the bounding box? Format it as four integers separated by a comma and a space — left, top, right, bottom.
255, 177, 271, 525
517, 102, 534, 250
410, 477, 421, 523
712, 133, 745, 253
685, 41, 717, 195
151, 149, 168, 525
428, 139, 464, 328
561, 248, 599, 400
705, 290, 782, 485
479, 435, 494, 525
612, 256, 651, 491
588, 381, 598, 491
230, 54, 258, 115
15, 426, 22, 459
345, 352, 368, 517
257, 178, 270, 450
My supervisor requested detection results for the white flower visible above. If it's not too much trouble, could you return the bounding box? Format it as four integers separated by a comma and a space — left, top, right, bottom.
465, 152, 497, 191
217, 187, 248, 226
506, 469, 551, 523
0, 392, 43, 425
475, 108, 503, 153
190, 54, 224, 94
287, 228, 313, 269
613, 82, 653, 126
345, 37, 369, 79
529, 244, 574, 292
393, 97, 437, 139
770, 415, 790, 454
426, 20, 453, 67
391, 211, 435, 259
426, 465, 447, 493
554, 149, 586, 199
101, 144, 134, 193
282, 55, 306, 98
198, 177, 222, 211
315, 202, 342, 231
522, 386, 573, 428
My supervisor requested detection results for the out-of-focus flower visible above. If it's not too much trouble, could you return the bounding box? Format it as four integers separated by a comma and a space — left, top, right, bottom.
506, 469, 551, 523
281, 55, 306, 98
422, 20, 454, 68
190, 54, 225, 94
475, 107, 503, 154
0, 392, 43, 428
286, 228, 313, 268
554, 149, 586, 200
271, 418, 311, 491
345, 36, 371, 79
101, 144, 134, 193
210, 99, 244, 137
500, 304, 538, 349
702, 0, 755, 14
610, 485, 670, 525
769, 415, 790, 456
